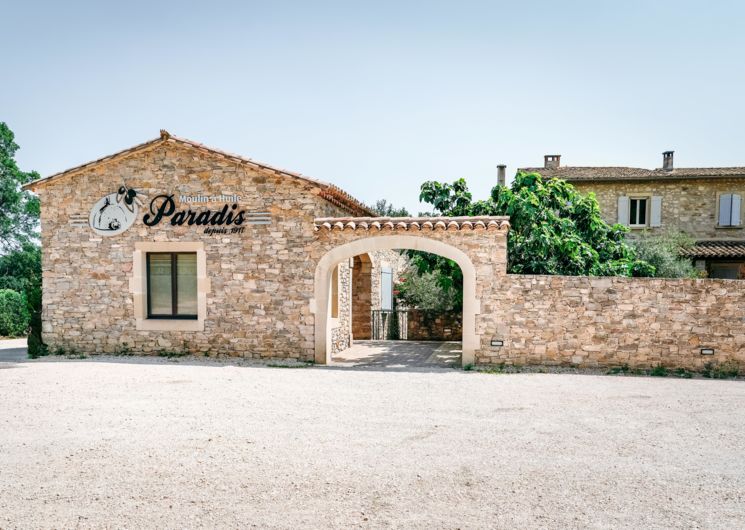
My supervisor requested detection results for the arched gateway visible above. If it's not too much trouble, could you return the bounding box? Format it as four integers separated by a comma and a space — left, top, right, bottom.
311, 216, 510, 365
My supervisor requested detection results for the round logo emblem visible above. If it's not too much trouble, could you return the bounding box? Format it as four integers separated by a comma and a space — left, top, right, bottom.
89, 186, 142, 236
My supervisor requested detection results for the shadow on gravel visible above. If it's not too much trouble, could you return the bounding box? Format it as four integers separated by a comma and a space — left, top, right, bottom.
21, 356, 744, 380
26, 356, 463, 374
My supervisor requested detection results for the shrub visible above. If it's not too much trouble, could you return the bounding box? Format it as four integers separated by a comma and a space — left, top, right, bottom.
629, 229, 698, 278
702, 361, 740, 379
27, 310, 47, 358
0, 289, 30, 337
649, 365, 669, 377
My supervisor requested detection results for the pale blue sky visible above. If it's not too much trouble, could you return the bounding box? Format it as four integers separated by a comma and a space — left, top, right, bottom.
5, 0, 745, 214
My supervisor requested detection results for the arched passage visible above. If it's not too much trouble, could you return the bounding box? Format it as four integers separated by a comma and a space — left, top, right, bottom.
351, 253, 373, 340
314, 235, 478, 366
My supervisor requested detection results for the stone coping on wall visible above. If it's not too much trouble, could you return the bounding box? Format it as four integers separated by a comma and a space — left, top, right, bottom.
314, 216, 511, 232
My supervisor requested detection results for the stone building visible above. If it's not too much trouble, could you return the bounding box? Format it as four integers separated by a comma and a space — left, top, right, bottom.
521, 153, 745, 278
23, 131, 421, 360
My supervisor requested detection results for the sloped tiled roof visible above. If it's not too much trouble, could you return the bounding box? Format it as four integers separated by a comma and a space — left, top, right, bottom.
679, 240, 745, 259
22, 130, 374, 216
519, 166, 745, 182
314, 216, 510, 232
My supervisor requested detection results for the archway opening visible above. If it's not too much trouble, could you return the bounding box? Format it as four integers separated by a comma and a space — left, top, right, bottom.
314, 236, 477, 368
339, 249, 464, 368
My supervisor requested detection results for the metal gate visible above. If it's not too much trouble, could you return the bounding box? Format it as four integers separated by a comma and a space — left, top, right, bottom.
371, 310, 408, 340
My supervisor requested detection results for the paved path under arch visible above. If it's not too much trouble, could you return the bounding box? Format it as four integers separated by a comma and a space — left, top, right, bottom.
331, 340, 461, 369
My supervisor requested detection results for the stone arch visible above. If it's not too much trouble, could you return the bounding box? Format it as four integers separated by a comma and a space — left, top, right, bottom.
314, 235, 478, 365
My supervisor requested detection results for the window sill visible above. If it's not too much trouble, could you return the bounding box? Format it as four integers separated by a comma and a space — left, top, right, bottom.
628, 225, 651, 230
147, 315, 198, 320
135, 318, 204, 332
715, 225, 743, 230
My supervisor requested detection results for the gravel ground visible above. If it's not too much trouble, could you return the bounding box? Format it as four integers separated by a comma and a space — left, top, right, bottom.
1, 356, 744, 529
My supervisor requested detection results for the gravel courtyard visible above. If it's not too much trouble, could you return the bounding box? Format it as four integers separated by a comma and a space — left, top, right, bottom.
1, 356, 744, 529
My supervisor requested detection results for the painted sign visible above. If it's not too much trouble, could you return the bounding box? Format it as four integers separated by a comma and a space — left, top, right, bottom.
89, 186, 144, 236
143, 194, 271, 235
89, 188, 270, 236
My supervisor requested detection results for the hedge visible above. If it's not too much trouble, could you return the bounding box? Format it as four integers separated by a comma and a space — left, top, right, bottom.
0, 289, 30, 337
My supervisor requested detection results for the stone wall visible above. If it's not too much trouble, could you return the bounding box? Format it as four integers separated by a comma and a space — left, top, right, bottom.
349, 249, 407, 342
351, 255, 372, 340
572, 178, 745, 239
370, 249, 408, 310
36, 140, 352, 361
479, 274, 745, 371
406, 310, 462, 341
330, 260, 352, 354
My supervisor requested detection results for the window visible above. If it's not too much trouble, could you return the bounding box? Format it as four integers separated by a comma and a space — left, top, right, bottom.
629, 198, 648, 227
618, 195, 661, 227
147, 253, 198, 319
381, 266, 393, 311
718, 193, 742, 227
709, 262, 743, 279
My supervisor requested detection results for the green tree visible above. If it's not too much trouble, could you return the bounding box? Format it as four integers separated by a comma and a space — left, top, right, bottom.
368, 199, 410, 217
419, 171, 654, 276
0, 122, 40, 251
0, 243, 42, 310
0, 289, 30, 337
396, 253, 461, 312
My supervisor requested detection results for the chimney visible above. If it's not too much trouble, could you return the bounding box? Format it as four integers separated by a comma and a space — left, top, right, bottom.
544, 154, 561, 169
497, 164, 506, 187
662, 151, 674, 170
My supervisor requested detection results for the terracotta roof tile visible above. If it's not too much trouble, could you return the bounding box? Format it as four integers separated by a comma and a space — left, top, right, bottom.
23, 130, 374, 217
680, 240, 745, 259
314, 216, 510, 232
519, 166, 745, 182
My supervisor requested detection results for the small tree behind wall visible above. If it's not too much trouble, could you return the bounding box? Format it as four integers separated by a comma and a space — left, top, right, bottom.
395, 257, 461, 312
629, 229, 699, 279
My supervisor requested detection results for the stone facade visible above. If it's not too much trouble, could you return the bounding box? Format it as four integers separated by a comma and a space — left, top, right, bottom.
571, 178, 745, 239
350, 255, 372, 340
521, 158, 745, 278
369, 249, 408, 311
33, 138, 358, 360
349, 250, 406, 341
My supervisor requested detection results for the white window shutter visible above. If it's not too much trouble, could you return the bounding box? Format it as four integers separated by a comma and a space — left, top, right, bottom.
617, 196, 629, 226
732, 194, 742, 226
719, 194, 732, 226
381, 267, 393, 310
650, 196, 662, 227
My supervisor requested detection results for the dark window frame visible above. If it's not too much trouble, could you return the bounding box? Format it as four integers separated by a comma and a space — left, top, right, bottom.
146, 252, 198, 320
629, 197, 649, 227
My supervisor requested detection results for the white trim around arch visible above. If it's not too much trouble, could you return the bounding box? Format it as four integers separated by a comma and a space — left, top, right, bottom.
312, 235, 479, 365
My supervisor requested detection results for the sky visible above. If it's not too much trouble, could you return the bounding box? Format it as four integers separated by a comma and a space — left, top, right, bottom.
4, 0, 745, 215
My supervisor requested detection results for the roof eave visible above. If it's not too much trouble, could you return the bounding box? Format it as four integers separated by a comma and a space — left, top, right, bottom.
21, 131, 374, 217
